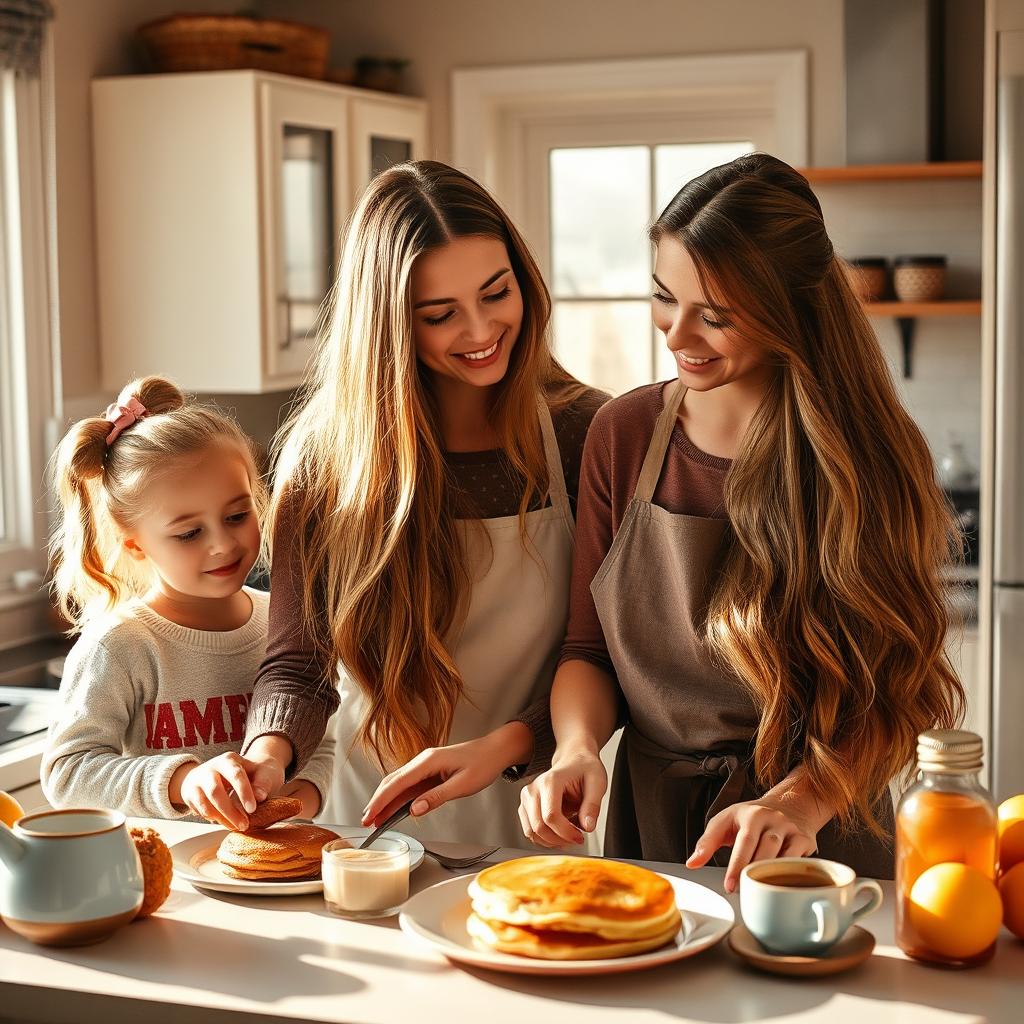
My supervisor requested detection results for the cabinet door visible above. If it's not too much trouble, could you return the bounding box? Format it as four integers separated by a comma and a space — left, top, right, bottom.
260, 81, 351, 382
348, 96, 428, 205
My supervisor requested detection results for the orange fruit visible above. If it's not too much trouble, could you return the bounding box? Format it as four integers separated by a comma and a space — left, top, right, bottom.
898, 790, 997, 876
1000, 861, 1024, 940
998, 795, 1024, 873
908, 862, 1002, 959
0, 791, 25, 829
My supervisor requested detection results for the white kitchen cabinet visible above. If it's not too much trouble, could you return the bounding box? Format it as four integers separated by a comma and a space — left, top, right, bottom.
92, 72, 428, 393
348, 94, 428, 205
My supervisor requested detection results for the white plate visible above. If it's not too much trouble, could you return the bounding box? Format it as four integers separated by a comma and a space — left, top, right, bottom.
399, 870, 734, 976
170, 824, 425, 896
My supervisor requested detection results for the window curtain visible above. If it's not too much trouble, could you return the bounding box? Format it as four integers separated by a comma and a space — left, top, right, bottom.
0, 1, 53, 75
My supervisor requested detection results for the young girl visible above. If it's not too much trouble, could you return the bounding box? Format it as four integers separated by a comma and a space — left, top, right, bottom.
230, 162, 607, 847
42, 377, 332, 826
371, 154, 965, 885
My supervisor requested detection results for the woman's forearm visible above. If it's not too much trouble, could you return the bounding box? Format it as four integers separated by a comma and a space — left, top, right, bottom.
550, 659, 619, 756
762, 764, 837, 834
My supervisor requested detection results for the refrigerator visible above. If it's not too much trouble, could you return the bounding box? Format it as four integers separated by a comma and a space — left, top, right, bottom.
992, 28, 1024, 799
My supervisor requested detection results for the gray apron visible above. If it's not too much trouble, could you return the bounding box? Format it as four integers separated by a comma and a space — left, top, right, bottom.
592, 381, 894, 878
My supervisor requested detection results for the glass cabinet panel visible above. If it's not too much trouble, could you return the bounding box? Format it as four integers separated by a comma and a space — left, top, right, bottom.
261, 80, 350, 381
281, 125, 335, 345
369, 136, 412, 178
349, 97, 426, 203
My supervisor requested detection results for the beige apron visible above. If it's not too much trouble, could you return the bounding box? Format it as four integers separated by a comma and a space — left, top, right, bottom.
593, 381, 894, 878
322, 396, 576, 849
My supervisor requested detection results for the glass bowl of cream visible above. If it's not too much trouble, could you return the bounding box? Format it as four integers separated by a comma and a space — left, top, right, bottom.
322, 837, 410, 919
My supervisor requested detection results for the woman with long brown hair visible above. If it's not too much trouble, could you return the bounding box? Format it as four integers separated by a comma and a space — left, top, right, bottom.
373, 153, 964, 883
218, 161, 605, 846
521, 151, 965, 885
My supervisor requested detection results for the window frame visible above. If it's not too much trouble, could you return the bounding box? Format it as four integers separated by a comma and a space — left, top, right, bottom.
0, 30, 59, 609
452, 50, 808, 218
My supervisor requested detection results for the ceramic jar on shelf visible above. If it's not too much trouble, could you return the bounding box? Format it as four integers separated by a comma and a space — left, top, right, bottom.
893, 255, 947, 302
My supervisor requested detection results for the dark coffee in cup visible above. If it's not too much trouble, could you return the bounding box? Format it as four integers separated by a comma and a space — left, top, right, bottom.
760, 870, 834, 888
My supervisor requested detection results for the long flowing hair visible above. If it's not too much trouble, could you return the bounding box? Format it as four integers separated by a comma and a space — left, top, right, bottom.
49, 376, 266, 630
269, 161, 582, 769
652, 153, 964, 833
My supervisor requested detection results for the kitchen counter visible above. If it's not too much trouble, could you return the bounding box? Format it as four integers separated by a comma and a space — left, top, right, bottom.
0, 734, 46, 793
0, 817, 1021, 1024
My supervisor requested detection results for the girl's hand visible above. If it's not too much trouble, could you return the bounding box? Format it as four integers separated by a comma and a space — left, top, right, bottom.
519, 747, 607, 848
361, 722, 533, 827
175, 752, 261, 830
278, 778, 322, 820
686, 798, 818, 893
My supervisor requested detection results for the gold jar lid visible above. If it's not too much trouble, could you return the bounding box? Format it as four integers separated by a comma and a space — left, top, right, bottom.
917, 729, 984, 772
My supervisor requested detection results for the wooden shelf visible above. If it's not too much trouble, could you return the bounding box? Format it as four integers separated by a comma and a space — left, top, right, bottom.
861, 301, 982, 378
864, 300, 982, 317
801, 161, 983, 183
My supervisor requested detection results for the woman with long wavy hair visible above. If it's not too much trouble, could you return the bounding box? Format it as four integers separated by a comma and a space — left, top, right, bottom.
215, 161, 605, 846
375, 153, 964, 883
522, 151, 966, 885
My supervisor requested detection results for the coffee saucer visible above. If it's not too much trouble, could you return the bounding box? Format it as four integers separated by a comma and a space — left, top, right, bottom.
728, 924, 875, 977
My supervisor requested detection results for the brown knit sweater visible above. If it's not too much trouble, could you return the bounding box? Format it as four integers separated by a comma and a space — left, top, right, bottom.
242, 386, 609, 773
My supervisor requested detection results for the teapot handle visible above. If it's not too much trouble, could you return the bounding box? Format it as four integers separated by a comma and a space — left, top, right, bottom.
0, 820, 26, 869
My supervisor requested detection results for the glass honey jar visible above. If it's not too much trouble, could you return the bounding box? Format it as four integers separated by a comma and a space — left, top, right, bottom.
895, 730, 999, 967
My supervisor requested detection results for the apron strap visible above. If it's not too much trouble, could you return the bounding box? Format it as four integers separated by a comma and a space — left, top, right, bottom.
537, 394, 575, 541
624, 723, 752, 839
634, 380, 687, 504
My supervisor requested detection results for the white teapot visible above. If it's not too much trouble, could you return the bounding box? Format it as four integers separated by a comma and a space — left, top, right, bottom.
0, 808, 144, 946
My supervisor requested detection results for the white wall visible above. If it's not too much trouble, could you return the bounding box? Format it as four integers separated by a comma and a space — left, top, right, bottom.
259, 0, 847, 167
51, 0, 240, 404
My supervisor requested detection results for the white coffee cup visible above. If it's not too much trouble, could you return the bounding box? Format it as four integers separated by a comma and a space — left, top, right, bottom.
739, 857, 883, 956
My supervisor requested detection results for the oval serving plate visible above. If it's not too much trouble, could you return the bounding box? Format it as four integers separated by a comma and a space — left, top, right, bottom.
399, 871, 734, 976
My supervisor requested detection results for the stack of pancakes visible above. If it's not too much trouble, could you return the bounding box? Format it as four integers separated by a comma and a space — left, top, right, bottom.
467, 855, 681, 960
215, 797, 338, 881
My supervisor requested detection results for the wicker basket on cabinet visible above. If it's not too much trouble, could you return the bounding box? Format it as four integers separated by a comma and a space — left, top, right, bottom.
137, 14, 329, 79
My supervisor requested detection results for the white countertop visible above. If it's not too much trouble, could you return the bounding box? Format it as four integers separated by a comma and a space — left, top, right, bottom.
0, 817, 1021, 1024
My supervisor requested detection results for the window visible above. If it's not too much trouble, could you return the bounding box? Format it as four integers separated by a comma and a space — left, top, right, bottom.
549, 141, 754, 394
0, 39, 57, 596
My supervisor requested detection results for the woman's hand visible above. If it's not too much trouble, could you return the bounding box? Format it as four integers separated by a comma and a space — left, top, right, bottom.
519, 746, 607, 848
361, 721, 533, 827
243, 734, 293, 804
686, 797, 818, 893
173, 752, 261, 831
278, 778, 322, 820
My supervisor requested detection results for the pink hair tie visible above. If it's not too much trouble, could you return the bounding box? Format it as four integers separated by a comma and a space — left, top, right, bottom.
104, 396, 149, 446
